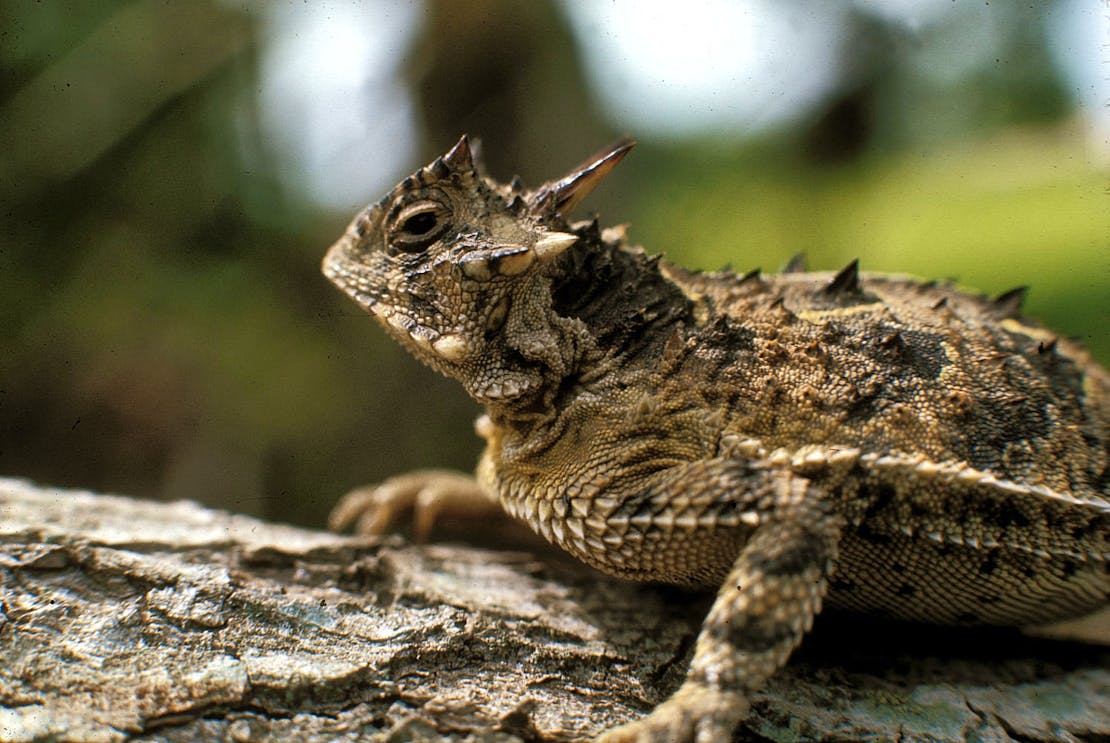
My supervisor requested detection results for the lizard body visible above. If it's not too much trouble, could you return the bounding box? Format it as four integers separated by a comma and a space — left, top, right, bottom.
322, 137, 1109, 742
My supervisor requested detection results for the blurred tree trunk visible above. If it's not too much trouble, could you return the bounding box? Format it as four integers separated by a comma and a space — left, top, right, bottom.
409, 0, 612, 186
2, 479, 1107, 742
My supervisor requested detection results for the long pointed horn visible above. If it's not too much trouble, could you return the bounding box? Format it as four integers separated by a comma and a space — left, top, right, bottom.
529, 138, 634, 217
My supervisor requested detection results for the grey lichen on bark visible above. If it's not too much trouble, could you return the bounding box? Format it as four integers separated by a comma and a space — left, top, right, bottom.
1, 478, 1107, 742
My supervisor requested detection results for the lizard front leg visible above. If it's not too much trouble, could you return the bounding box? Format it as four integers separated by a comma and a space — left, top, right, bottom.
329, 416, 511, 540
591, 465, 842, 743
328, 469, 501, 540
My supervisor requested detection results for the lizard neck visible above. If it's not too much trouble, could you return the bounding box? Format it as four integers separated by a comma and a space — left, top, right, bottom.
550, 223, 697, 367
485, 223, 697, 426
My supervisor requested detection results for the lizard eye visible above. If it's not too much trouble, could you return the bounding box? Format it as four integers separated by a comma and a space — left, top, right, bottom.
388, 200, 451, 253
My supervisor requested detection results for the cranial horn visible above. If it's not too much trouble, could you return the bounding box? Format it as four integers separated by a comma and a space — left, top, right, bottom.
443, 134, 476, 173
533, 231, 578, 260
529, 138, 635, 217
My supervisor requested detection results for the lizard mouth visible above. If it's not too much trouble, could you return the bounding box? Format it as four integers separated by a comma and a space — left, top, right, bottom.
327, 266, 469, 364
322, 249, 384, 313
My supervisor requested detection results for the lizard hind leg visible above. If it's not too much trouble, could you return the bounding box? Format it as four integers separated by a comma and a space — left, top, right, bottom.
599, 471, 842, 743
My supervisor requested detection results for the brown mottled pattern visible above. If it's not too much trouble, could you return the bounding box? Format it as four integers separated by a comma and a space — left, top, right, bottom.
323, 136, 1109, 743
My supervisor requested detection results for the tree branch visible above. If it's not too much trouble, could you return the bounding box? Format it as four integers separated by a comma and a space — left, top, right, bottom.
1, 479, 1106, 741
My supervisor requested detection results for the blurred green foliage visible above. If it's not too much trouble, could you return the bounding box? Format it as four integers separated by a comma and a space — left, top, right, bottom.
1, 0, 1106, 527
631, 127, 1109, 355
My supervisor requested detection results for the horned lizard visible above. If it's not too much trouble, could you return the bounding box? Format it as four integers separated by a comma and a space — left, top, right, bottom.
322, 136, 1109, 742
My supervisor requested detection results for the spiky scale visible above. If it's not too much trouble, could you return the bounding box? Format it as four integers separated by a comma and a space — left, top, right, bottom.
783, 253, 808, 273
878, 330, 906, 351
993, 286, 1028, 319
443, 134, 475, 172
823, 258, 860, 295
428, 156, 450, 179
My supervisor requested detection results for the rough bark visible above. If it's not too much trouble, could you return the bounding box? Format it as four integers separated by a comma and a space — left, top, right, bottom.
1, 478, 1107, 742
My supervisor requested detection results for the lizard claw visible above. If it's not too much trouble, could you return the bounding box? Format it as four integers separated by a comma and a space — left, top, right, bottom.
596, 686, 747, 743
328, 469, 493, 541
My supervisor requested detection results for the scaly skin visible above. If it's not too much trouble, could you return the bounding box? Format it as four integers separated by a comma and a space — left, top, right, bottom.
322, 136, 1110, 742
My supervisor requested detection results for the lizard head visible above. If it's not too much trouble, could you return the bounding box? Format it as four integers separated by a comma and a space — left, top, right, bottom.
322, 135, 632, 406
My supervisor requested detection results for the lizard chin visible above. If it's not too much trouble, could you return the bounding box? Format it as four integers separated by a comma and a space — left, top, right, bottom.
363, 291, 554, 409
